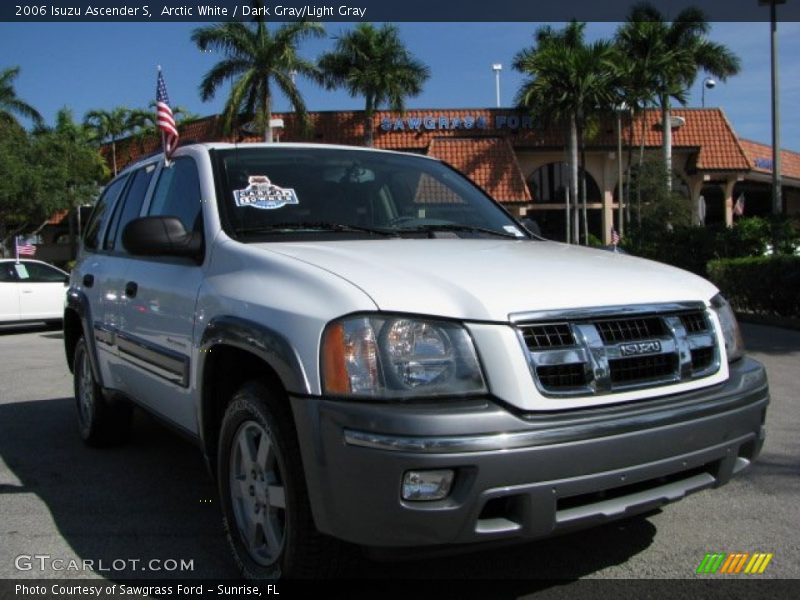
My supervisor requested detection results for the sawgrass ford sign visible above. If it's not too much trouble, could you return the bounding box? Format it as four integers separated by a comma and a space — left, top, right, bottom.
380, 113, 534, 132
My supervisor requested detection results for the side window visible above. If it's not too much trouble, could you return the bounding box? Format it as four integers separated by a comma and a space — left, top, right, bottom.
148, 158, 203, 233
83, 175, 128, 251
0, 263, 18, 282
17, 262, 65, 282
103, 164, 156, 252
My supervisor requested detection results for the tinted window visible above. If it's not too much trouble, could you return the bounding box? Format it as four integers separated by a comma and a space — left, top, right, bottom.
149, 158, 203, 233
0, 263, 17, 282
104, 164, 156, 252
83, 175, 128, 251
15, 261, 66, 282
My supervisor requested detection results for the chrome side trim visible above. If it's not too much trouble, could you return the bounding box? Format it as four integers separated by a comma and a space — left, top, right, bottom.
116, 332, 190, 388
343, 428, 545, 453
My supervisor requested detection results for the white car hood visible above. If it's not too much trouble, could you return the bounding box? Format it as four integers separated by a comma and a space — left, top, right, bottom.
262, 239, 719, 322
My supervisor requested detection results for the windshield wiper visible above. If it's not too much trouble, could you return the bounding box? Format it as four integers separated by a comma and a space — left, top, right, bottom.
237, 222, 399, 237
396, 224, 523, 239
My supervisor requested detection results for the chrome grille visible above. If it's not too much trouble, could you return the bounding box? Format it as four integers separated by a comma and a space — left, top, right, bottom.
680, 312, 710, 334
515, 303, 720, 397
609, 354, 677, 385
536, 364, 587, 389
596, 317, 666, 343
522, 323, 574, 349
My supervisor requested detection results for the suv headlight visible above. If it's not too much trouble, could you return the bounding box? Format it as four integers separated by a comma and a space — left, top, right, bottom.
321, 315, 487, 398
711, 294, 744, 363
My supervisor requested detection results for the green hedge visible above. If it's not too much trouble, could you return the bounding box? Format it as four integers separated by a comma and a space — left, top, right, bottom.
707, 256, 800, 318
622, 216, 800, 277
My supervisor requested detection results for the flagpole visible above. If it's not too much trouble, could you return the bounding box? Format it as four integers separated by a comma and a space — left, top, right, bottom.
157, 65, 170, 167
14, 236, 19, 263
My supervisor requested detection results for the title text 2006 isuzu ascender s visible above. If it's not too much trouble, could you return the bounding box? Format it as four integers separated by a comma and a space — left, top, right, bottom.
64, 144, 769, 578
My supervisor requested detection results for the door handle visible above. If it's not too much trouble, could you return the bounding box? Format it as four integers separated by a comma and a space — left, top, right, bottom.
125, 281, 138, 298
83, 274, 94, 288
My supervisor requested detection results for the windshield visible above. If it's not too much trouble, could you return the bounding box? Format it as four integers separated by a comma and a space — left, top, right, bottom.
211, 146, 529, 242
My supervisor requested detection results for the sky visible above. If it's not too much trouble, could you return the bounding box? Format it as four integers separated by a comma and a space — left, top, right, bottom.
1, 20, 798, 150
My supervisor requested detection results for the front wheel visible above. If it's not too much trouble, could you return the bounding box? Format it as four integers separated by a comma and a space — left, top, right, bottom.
218, 381, 343, 579
73, 337, 132, 446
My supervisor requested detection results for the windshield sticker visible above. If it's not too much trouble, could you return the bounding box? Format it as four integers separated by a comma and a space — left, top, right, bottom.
233, 176, 299, 210
14, 264, 30, 279
503, 225, 526, 238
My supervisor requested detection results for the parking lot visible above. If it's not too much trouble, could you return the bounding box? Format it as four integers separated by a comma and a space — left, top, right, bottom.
0, 322, 798, 586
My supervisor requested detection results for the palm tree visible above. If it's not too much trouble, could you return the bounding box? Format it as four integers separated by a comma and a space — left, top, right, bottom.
514, 22, 619, 244
0, 66, 43, 127
617, 3, 740, 191
83, 107, 139, 176
319, 24, 430, 147
192, 15, 324, 143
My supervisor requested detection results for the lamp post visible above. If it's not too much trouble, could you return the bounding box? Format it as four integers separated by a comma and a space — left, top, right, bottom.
759, 0, 785, 215
701, 76, 716, 107
615, 103, 628, 238
492, 64, 502, 108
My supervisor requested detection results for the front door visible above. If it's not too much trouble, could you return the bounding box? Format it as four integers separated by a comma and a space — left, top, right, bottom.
16, 261, 67, 321
115, 157, 206, 435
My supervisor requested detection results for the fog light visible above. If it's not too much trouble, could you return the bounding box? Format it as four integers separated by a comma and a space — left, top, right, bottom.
402, 470, 454, 501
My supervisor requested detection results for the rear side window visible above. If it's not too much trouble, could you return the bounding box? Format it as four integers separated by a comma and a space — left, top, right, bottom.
104, 164, 156, 252
149, 158, 203, 233
83, 175, 128, 251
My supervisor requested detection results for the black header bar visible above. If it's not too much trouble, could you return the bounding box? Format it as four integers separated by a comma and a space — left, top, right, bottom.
2, 0, 800, 23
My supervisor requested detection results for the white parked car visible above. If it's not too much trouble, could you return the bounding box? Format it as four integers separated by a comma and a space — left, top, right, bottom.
0, 259, 68, 325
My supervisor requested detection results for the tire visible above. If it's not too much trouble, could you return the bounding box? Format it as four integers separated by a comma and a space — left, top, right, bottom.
73, 337, 132, 447
218, 381, 343, 579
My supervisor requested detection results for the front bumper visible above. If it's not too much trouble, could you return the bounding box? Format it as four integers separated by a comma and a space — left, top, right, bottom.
290, 357, 768, 548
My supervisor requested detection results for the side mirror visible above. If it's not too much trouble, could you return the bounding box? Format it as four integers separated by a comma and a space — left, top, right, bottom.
520, 217, 542, 237
122, 216, 202, 260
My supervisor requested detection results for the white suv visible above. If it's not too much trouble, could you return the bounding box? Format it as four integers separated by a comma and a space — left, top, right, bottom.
64, 143, 769, 579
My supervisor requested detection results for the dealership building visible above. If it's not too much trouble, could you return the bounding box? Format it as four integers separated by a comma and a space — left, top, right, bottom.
115, 107, 800, 244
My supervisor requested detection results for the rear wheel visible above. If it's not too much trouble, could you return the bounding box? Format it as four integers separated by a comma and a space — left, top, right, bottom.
218, 381, 342, 579
73, 337, 132, 446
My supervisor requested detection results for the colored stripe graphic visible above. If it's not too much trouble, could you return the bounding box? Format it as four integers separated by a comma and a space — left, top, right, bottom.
697, 552, 773, 574
744, 553, 774, 574
697, 553, 727, 574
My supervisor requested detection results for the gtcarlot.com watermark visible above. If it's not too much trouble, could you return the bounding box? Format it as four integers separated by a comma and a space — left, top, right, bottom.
15, 554, 195, 573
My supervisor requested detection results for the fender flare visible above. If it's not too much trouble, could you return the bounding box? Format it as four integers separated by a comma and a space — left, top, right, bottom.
197, 315, 310, 395
65, 288, 104, 388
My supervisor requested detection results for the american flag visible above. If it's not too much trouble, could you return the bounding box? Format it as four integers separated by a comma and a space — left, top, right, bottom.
156, 68, 179, 158
611, 228, 621, 246
15, 236, 36, 257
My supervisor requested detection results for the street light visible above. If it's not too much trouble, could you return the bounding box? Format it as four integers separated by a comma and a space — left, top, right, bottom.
615, 103, 629, 238
701, 77, 716, 107
492, 63, 502, 108
759, 0, 785, 215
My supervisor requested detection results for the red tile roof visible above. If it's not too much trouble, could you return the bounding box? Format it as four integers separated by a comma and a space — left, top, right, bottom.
111, 107, 790, 186
427, 137, 532, 202
739, 138, 800, 181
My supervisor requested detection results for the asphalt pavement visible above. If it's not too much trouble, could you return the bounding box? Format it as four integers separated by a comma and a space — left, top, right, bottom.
0, 322, 797, 588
